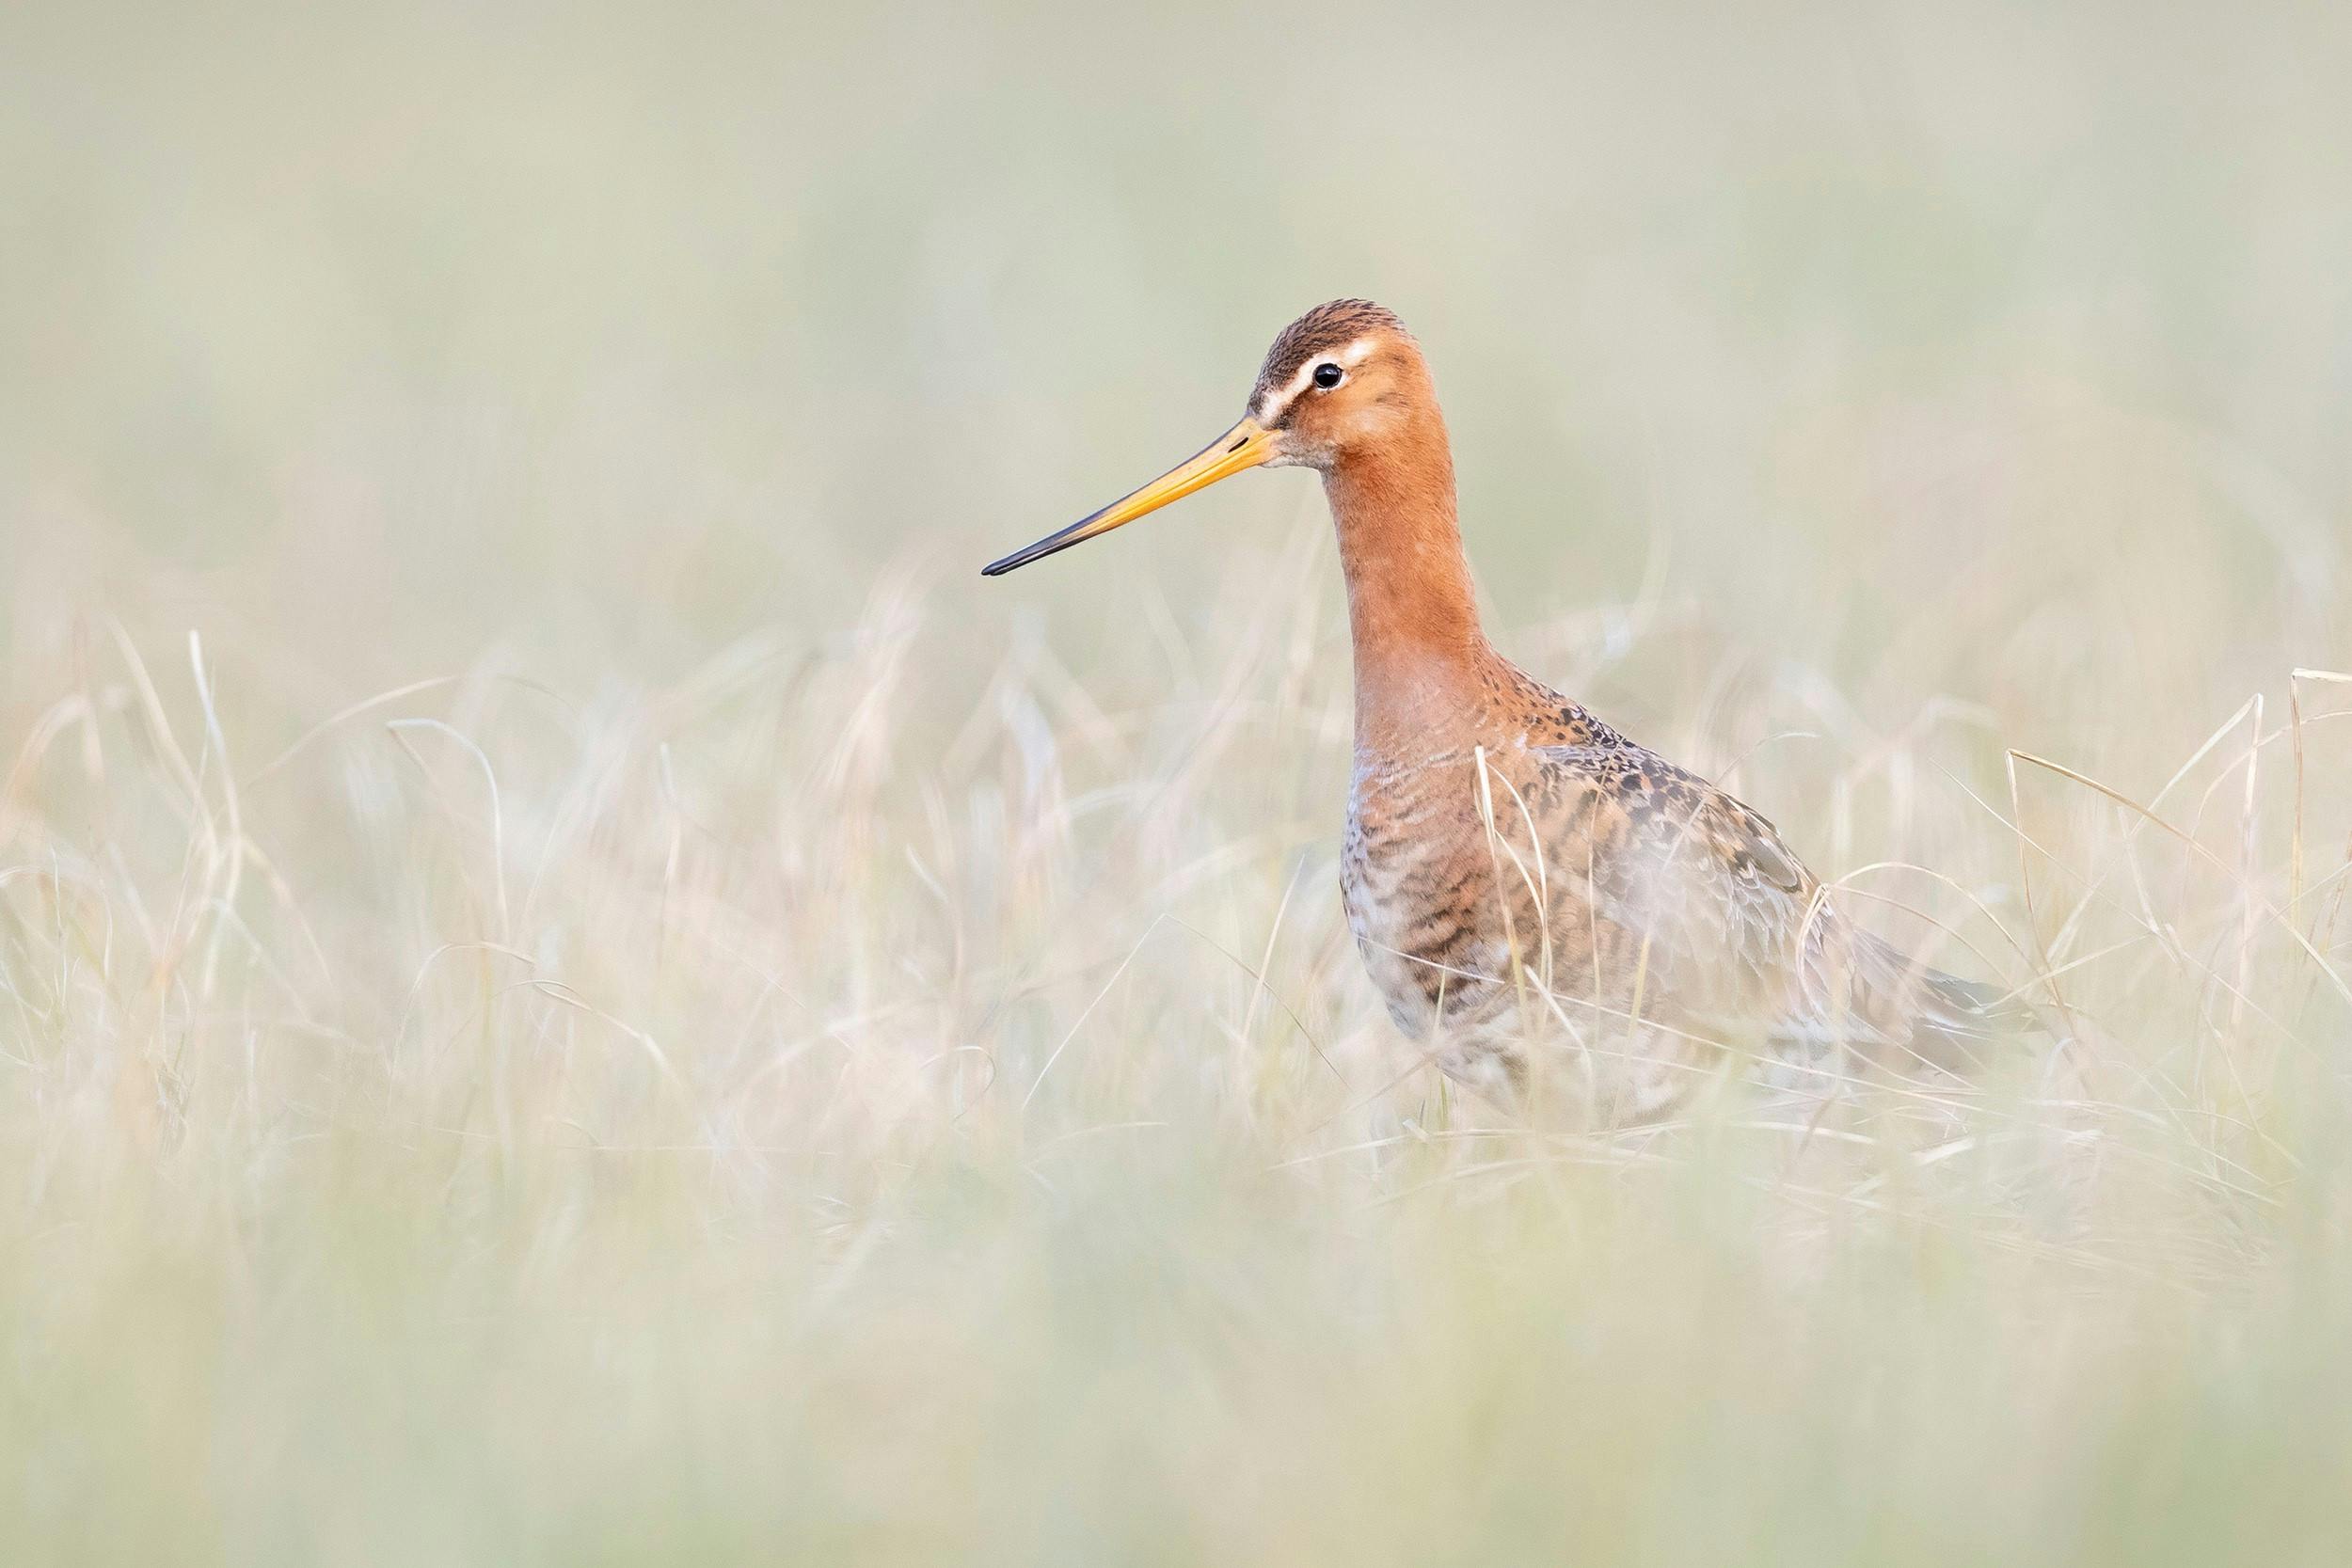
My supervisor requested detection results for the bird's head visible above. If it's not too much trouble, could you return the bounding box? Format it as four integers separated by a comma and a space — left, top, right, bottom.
982, 299, 1431, 578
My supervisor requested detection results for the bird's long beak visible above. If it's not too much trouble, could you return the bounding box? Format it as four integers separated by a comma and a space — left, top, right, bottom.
982, 417, 1278, 577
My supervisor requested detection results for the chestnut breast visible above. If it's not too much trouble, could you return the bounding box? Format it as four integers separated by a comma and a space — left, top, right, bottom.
1340, 741, 1612, 1044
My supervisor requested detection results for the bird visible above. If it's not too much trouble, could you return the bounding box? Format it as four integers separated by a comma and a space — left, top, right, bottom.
984, 299, 2032, 1122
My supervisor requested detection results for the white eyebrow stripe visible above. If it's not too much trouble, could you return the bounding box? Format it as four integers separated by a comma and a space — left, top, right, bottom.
1254, 337, 1373, 423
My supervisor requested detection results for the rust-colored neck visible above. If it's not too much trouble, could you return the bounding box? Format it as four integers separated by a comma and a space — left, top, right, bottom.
1322, 403, 1497, 757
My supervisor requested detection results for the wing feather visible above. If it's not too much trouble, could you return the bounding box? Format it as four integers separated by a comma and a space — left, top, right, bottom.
1524, 743, 2017, 1061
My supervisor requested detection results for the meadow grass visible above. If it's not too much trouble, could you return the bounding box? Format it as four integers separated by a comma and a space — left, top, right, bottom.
4, 550, 2347, 1563
6, 2, 2352, 1562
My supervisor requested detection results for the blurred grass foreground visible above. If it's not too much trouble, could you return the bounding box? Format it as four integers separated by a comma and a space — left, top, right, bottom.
5, 2, 2352, 1563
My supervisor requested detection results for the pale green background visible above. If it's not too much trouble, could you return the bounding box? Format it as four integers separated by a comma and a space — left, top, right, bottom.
5, 5, 2351, 1564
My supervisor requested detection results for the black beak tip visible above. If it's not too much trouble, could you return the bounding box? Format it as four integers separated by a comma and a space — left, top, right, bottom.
983, 540, 1061, 577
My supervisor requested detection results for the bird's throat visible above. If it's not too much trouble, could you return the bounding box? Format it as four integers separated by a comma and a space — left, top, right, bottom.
1323, 421, 1496, 752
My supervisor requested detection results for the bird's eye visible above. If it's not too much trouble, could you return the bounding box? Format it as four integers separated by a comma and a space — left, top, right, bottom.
1312, 362, 1343, 389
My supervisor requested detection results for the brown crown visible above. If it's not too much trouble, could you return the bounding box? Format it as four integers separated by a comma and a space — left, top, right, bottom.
1250, 299, 1409, 408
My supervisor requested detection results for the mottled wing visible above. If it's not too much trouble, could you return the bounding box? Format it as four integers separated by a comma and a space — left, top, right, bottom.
1520, 745, 1879, 1053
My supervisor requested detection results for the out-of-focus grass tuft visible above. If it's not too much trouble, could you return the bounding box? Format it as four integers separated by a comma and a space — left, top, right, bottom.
6, 558, 2348, 1563
5, 2, 2352, 1563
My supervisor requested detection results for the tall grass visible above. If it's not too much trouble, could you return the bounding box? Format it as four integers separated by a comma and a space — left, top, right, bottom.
5, 1, 2351, 1562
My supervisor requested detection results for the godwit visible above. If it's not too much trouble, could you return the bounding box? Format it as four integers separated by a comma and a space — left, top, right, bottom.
985, 300, 2028, 1119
